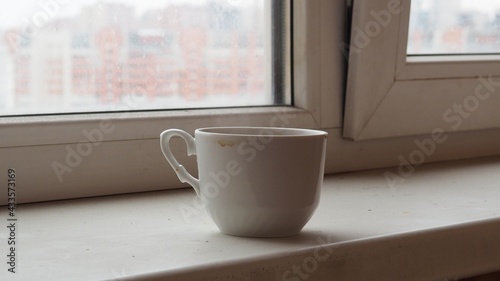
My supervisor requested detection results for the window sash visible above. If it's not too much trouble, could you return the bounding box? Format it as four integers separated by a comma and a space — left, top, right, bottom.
344, 0, 500, 140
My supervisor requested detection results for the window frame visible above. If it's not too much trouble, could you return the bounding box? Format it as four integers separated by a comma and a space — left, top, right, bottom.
344, 0, 500, 140
0, 0, 342, 204
4, 0, 500, 205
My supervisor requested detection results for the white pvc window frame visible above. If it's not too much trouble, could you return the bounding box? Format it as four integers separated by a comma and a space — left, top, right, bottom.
5, 0, 500, 205
344, 0, 500, 141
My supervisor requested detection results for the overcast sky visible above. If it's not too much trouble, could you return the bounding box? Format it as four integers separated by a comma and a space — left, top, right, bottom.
419, 0, 500, 18
0, 0, 255, 28
2, 0, 498, 29
462, 0, 500, 16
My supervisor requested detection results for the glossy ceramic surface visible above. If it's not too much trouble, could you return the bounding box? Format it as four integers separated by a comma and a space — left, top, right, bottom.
160, 127, 327, 237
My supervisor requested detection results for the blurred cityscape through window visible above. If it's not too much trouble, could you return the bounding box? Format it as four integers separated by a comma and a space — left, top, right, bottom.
0, 0, 275, 116
408, 0, 500, 55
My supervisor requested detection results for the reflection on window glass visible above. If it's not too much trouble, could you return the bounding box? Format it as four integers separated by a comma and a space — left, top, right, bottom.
0, 0, 274, 116
408, 0, 500, 55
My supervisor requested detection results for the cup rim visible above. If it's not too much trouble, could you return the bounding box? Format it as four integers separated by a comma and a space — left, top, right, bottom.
195, 126, 328, 137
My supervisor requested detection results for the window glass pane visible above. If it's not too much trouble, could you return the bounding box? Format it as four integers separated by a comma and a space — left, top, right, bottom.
408, 0, 500, 55
0, 0, 283, 116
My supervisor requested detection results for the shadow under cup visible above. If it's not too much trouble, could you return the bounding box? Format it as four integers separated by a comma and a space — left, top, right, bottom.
195, 127, 327, 237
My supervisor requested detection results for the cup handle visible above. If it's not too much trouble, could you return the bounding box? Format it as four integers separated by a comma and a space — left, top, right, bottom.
160, 129, 200, 197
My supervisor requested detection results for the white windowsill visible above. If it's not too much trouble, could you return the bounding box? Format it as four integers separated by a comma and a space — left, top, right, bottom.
2, 156, 500, 281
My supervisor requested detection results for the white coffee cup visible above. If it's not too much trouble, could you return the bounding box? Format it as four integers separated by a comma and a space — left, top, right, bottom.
160, 127, 327, 237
